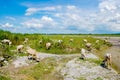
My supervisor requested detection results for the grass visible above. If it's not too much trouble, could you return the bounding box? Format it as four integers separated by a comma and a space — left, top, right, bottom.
0, 30, 118, 79
86, 58, 102, 65
77, 76, 86, 80
0, 29, 112, 55
111, 63, 120, 74
0, 75, 11, 80
29, 35, 109, 54
94, 77, 103, 80
17, 58, 60, 80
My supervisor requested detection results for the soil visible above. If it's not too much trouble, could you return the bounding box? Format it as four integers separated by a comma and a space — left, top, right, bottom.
95, 36, 120, 72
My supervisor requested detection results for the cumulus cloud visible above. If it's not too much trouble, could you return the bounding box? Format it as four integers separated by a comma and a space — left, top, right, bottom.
25, 8, 40, 16
21, 18, 43, 28
98, 0, 120, 31
25, 6, 61, 16
24, 5, 97, 33
41, 16, 54, 23
54, 5, 95, 32
0, 23, 13, 28
99, 0, 119, 13
21, 16, 57, 29
10, 0, 120, 33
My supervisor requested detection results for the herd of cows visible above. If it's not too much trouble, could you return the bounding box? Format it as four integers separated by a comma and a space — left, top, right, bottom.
0, 37, 111, 69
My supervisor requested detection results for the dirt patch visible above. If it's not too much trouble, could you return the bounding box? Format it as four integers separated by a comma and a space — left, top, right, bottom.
61, 58, 120, 80
95, 36, 120, 72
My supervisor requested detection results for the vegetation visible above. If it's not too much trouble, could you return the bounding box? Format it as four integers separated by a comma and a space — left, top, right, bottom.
0, 29, 112, 66
18, 58, 55, 80
0, 75, 11, 80
0, 29, 111, 55
94, 77, 103, 80
86, 58, 102, 65
0, 29, 119, 80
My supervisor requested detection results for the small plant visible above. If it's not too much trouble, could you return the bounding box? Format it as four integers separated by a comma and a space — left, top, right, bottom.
94, 77, 103, 80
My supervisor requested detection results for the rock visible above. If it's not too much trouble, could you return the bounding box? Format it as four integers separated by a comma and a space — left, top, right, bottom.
61, 57, 120, 80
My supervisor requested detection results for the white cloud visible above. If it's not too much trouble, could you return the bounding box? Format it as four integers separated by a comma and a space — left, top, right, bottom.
9, 0, 120, 33
25, 6, 61, 16
99, 1, 116, 13
25, 8, 39, 16
24, 5, 96, 32
54, 6, 95, 32
1, 23, 13, 28
109, 23, 120, 31
41, 16, 54, 22
67, 5, 77, 10
41, 16, 57, 27
21, 16, 57, 29
97, 0, 120, 31
5, 16, 16, 21
21, 18, 43, 28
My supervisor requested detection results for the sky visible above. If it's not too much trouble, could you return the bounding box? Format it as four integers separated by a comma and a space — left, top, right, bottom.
0, 0, 120, 34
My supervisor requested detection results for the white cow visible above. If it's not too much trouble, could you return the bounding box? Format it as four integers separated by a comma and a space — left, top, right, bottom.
80, 48, 86, 60
85, 43, 92, 48
39, 40, 43, 44
58, 40, 63, 44
17, 45, 24, 53
69, 39, 74, 42
83, 39, 87, 43
1, 39, 12, 45
26, 47, 38, 61
23, 38, 28, 44
103, 53, 112, 68
85, 43, 92, 51
46, 42, 51, 49
95, 40, 99, 44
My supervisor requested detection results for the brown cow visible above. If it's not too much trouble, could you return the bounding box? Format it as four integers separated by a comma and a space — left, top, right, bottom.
103, 53, 112, 69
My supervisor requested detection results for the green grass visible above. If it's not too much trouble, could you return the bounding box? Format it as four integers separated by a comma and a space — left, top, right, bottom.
0, 29, 113, 55
77, 76, 86, 80
0, 30, 119, 80
18, 58, 57, 80
29, 35, 108, 54
94, 77, 103, 80
86, 58, 102, 65
0, 75, 11, 80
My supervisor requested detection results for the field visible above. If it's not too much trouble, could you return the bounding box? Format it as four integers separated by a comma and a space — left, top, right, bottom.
0, 30, 120, 80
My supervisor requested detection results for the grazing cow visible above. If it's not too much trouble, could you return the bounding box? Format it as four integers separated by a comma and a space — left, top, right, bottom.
80, 48, 86, 60
85, 43, 92, 48
1, 39, 12, 45
46, 42, 51, 49
23, 38, 28, 44
83, 39, 87, 43
39, 40, 43, 44
102, 53, 112, 69
0, 57, 5, 67
58, 40, 63, 44
69, 39, 74, 42
85, 43, 92, 51
17, 45, 24, 53
26, 47, 39, 61
95, 40, 99, 44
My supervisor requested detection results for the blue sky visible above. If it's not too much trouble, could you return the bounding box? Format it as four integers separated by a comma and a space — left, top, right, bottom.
0, 0, 120, 34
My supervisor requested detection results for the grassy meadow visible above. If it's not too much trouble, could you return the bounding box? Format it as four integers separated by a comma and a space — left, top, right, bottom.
0, 30, 116, 80
0, 30, 112, 55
